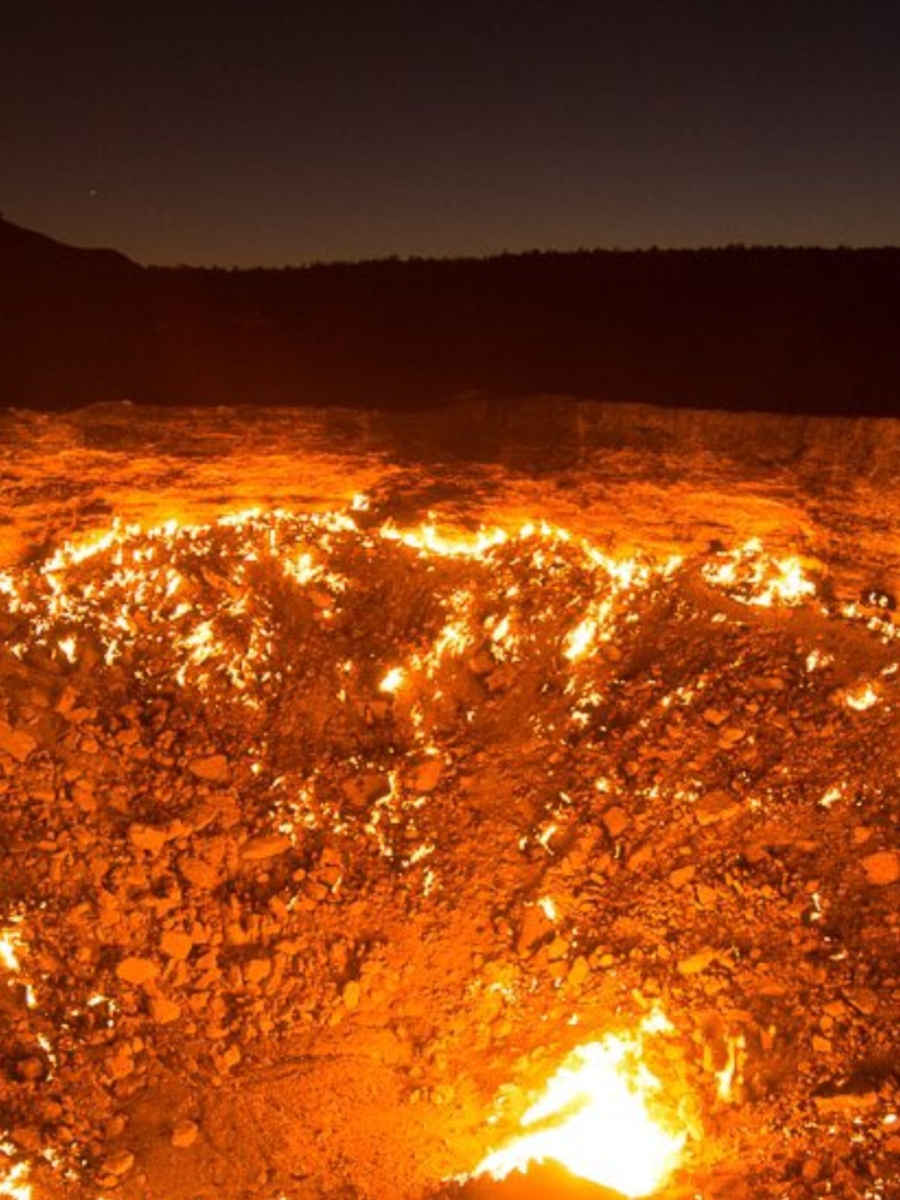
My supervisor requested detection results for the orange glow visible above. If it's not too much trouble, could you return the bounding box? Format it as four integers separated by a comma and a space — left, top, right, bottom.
2, 495, 895, 1198
473, 1016, 686, 1197
702, 538, 816, 607
563, 616, 598, 661
845, 682, 880, 711
379, 666, 405, 694
0, 924, 23, 972
379, 519, 509, 558
0, 1157, 32, 1200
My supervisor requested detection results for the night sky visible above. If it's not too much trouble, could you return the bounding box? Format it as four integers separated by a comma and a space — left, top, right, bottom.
3, 1, 900, 266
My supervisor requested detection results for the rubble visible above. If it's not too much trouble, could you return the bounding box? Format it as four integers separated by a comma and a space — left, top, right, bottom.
861, 850, 900, 886
170, 1120, 199, 1149
0, 507, 898, 1200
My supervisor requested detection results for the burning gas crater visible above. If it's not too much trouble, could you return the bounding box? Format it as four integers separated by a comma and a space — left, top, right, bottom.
469, 1010, 686, 1197
1, 501, 899, 1200
0, 504, 831, 721
0, 506, 838, 885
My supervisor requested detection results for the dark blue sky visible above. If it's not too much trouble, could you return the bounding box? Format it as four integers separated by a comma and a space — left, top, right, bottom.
3, 1, 900, 265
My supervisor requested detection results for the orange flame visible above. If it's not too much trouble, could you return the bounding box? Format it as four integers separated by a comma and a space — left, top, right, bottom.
0, 924, 23, 972
474, 1019, 686, 1198
0, 1157, 32, 1200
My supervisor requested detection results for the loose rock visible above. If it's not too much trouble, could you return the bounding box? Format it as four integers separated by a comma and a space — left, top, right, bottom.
861, 849, 900, 885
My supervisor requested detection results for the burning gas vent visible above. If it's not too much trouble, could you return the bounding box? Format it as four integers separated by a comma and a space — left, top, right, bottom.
1, 502, 898, 1200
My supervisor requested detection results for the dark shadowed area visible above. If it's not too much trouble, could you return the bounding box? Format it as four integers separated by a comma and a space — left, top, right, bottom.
4, 2, 900, 263
1, 217, 900, 416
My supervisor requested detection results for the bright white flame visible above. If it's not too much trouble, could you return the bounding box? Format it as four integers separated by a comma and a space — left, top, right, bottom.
819, 785, 844, 809
283, 552, 319, 586
474, 1026, 686, 1197
536, 823, 558, 853
379, 667, 405, 694
0, 1159, 32, 1200
764, 557, 816, 606
380, 520, 508, 558
845, 683, 879, 711
0, 925, 23, 972
714, 1031, 746, 1101
806, 649, 834, 671
702, 541, 816, 607
57, 635, 77, 662
563, 618, 597, 662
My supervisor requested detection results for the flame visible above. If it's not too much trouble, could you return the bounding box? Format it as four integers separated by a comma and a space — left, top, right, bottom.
57, 634, 77, 662
0, 924, 23, 972
806, 648, 834, 671
714, 1031, 746, 1101
819, 784, 844, 808
0, 504, 890, 1195
563, 617, 598, 662
380, 519, 508, 558
845, 683, 879, 711
0, 510, 831, 895
0, 509, 820, 726
702, 539, 816, 607
0, 1158, 32, 1200
474, 1020, 686, 1198
379, 666, 405, 694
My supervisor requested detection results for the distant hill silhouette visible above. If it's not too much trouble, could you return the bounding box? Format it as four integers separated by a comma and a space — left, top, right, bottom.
0, 217, 135, 276
1, 216, 899, 415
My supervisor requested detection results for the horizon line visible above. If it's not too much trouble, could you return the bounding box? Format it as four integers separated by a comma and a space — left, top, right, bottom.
3, 213, 900, 271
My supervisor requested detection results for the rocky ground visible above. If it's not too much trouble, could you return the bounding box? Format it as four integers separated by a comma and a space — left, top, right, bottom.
0, 499, 899, 1200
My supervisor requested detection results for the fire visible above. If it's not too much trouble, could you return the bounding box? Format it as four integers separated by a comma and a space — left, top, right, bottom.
57, 634, 77, 662
701, 538, 817, 607
4, 493, 898, 1196
845, 682, 880, 711
0, 1160, 31, 1200
380, 519, 509, 558
379, 666, 405, 694
0, 923, 23, 972
473, 1018, 686, 1198
563, 616, 598, 662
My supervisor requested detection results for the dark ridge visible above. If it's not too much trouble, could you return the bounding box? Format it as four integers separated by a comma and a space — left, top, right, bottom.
0, 215, 138, 276
1, 217, 899, 416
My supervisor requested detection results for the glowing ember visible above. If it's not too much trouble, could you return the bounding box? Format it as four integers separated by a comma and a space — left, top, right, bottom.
701, 538, 817, 607
473, 1020, 686, 1198
714, 1030, 746, 1101
563, 617, 598, 662
379, 666, 405, 694
0, 923, 23, 972
845, 682, 880, 711
0, 1158, 32, 1200
806, 648, 834, 671
380, 519, 509, 558
819, 784, 844, 808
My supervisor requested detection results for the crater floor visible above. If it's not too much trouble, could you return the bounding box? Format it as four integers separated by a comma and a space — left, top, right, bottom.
1, 399, 899, 1200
